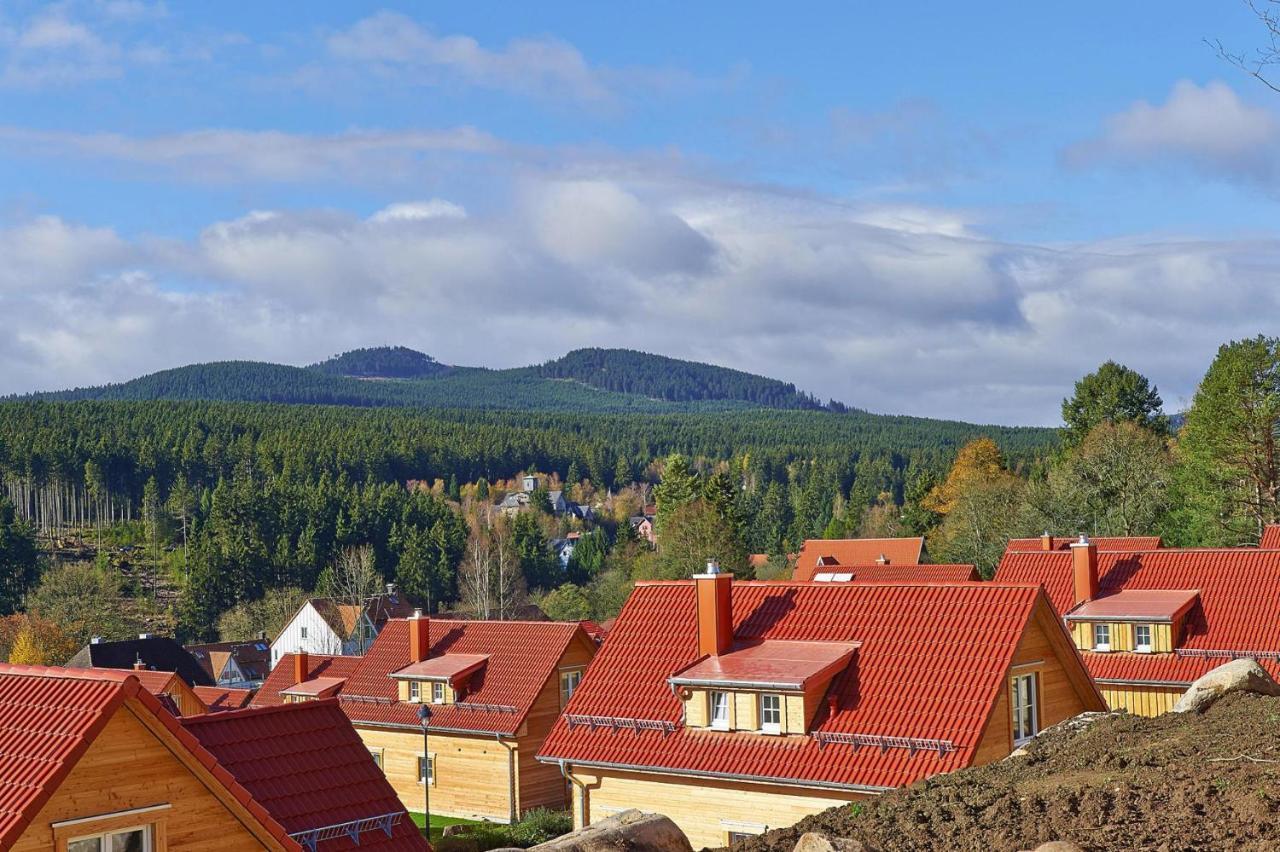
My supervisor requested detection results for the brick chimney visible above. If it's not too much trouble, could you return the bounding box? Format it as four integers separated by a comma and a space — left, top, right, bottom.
1041, 532, 1054, 551
694, 560, 733, 658
408, 609, 430, 664
1070, 535, 1098, 605
293, 650, 309, 685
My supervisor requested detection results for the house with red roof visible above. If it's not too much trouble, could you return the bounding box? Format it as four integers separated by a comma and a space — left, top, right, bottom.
181, 700, 427, 851
0, 664, 296, 851
193, 685, 255, 712
254, 613, 599, 823
790, 537, 925, 581
996, 535, 1280, 715
536, 567, 1103, 848
803, 563, 978, 583
1002, 533, 1163, 559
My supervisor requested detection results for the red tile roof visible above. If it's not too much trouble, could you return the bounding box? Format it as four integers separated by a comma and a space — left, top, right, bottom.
193, 685, 255, 712
1003, 536, 1162, 555
394, 653, 489, 686
0, 664, 296, 851
539, 581, 1090, 790
1261, 525, 1280, 550
807, 564, 978, 583
670, 640, 859, 691
792, 538, 925, 581
996, 548, 1280, 684
1066, 589, 1199, 621
281, 676, 347, 699
252, 654, 363, 708
181, 700, 426, 851
335, 619, 589, 735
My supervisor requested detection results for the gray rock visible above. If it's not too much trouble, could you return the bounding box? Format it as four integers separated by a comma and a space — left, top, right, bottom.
792, 832, 865, 852
528, 809, 691, 852
442, 824, 474, 837
1172, 658, 1280, 714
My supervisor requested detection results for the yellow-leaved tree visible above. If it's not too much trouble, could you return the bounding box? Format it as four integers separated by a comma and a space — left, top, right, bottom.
924, 438, 1025, 578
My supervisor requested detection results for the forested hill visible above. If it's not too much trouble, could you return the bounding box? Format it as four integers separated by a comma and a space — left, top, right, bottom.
537, 348, 829, 409
308, 346, 451, 379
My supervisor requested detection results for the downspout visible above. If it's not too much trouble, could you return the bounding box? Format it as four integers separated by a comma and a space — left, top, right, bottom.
497, 734, 518, 823
557, 760, 600, 830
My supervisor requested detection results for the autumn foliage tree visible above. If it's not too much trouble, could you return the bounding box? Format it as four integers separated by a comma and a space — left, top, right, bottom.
924, 438, 1025, 578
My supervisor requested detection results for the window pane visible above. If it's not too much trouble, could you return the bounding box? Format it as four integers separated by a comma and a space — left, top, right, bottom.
111, 829, 146, 852
69, 839, 102, 852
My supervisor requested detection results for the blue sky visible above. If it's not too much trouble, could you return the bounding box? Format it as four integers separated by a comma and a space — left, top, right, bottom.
1, 1, 1278, 424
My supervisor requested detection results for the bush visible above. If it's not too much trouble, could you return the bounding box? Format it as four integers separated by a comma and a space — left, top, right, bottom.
507, 809, 573, 847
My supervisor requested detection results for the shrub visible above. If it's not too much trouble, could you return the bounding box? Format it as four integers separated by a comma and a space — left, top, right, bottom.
507, 809, 573, 847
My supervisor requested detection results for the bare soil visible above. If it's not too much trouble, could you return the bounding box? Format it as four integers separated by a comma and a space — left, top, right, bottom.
730, 692, 1280, 851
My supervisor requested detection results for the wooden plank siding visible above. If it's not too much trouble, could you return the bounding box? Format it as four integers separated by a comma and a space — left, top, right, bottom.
12, 700, 280, 852
1098, 684, 1183, 717
1069, 621, 1174, 653
567, 767, 862, 850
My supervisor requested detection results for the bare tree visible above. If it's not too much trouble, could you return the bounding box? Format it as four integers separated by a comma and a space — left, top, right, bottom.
322, 545, 382, 653
1211, 1, 1280, 93
459, 523, 494, 619
490, 518, 527, 620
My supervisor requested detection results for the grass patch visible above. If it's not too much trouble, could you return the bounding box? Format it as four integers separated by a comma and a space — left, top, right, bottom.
407, 813, 485, 844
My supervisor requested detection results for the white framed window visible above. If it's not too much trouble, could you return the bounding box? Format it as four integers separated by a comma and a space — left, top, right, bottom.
68, 825, 151, 852
560, 669, 583, 707
727, 832, 756, 845
368, 748, 383, 771
1093, 623, 1110, 652
432, 682, 445, 704
1134, 624, 1152, 652
409, 681, 421, 703
418, 754, 436, 785
1011, 672, 1039, 745
709, 691, 730, 730
759, 694, 782, 733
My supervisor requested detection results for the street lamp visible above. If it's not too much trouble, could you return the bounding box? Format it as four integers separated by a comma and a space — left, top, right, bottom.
418, 703, 433, 841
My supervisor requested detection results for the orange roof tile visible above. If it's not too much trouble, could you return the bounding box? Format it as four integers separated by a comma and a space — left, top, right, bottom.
538, 581, 1085, 790
808, 564, 978, 583
193, 685, 255, 712
1003, 536, 1162, 556
792, 538, 924, 581
996, 547, 1280, 685
181, 700, 426, 851
252, 655, 362, 708
1261, 525, 1280, 550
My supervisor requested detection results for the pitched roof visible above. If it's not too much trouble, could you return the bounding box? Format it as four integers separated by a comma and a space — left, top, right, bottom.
193, 685, 255, 712
669, 640, 859, 691
808, 564, 978, 583
996, 548, 1280, 683
1261, 525, 1280, 550
792, 538, 924, 581
335, 618, 588, 735
187, 639, 272, 682
302, 595, 419, 641
252, 654, 363, 708
0, 664, 295, 850
181, 700, 426, 851
66, 636, 215, 686
1003, 536, 1162, 555
1066, 589, 1199, 621
539, 581, 1085, 790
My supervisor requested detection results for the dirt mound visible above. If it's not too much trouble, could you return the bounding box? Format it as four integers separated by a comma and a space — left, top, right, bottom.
732, 692, 1280, 852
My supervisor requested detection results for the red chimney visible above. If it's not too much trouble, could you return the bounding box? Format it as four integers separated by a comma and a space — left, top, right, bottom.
293, 650, 309, 685
1041, 532, 1054, 551
695, 560, 733, 658
1070, 535, 1098, 605
408, 609, 430, 664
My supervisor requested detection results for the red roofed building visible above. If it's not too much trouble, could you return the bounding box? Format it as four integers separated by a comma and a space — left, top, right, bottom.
791, 537, 925, 581
1260, 524, 1280, 550
805, 563, 978, 583
996, 536, 1280, 715
181, 700, 427, 851
193, 685, 255, 712
1003, 533, 1163, 558
254, 614, 599, 823
536, 571, 1102, 848
0, 664, 296, 851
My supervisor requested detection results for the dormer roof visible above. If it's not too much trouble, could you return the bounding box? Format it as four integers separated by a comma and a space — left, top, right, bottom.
280, 676, 347, 699
669, 639, 858, 691
1065, 589, 1199, 622
391, 653, 489, 686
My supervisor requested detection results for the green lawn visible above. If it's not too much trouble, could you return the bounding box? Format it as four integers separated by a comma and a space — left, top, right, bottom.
407, 813, 486, 844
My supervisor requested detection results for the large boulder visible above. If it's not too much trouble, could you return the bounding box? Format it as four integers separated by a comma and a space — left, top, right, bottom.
527, 809, 692, 852
1172, 658, 1280, 714
792, 832, 865, 852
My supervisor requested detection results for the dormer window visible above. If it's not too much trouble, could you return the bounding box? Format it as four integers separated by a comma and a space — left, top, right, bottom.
409, 681, 421, 703
1134, 624, 1152, 653
1093, 624, 1110, 651
432, 682, 445, 704
709, 691, 730, 730
759, 694, 782, 734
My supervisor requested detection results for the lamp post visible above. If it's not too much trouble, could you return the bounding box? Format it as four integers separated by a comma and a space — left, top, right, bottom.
418, 703, 433, 841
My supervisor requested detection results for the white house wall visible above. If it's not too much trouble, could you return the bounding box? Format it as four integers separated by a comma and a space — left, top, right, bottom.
270, 601, 345, 668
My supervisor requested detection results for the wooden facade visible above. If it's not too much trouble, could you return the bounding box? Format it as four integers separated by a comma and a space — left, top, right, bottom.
1068, 620, 1176, 654
357, 635, 595, 823
11, 697, 286, 852
1097, 683, 1184, 716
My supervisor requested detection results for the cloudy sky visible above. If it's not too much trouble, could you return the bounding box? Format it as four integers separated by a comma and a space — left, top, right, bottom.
2, 1, 1278, 425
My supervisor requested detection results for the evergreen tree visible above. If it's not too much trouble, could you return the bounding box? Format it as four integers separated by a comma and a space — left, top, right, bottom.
0, 497, 38, 617
654, 453, 699, 535
512, 512, 558, 591
1062, 361, 1167, 447
613, 454, 633, 488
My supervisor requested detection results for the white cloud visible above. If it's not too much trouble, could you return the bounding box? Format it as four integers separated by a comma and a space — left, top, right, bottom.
3, 182, 1278, 425
327, 11, 611, 103
1065, 80, 1280, 190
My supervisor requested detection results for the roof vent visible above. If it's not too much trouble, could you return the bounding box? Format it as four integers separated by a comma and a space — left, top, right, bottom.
138, 632, 153, 640
386, 582, 397, 598
704, 559, 721, 575
413, 608, 424, 618
90, 636, 104, 645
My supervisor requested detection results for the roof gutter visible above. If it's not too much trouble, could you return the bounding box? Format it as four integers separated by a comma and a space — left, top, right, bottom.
1093, 677, 1194, 688
667, 676, 807, 691
535, 755, 893, 795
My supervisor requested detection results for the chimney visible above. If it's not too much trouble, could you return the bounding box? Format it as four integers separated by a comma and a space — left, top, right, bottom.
90, 636, 104, 645
133, 656, 146, 671
408, 609, 430, 664
694, 560, 733, 658
293, 650, 309, 685
138, 632, 152, 640
1070, 535, 1099, 605
1040, 532, 1054, 551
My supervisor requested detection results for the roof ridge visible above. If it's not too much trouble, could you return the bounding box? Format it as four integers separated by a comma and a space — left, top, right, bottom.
182, 696, 340, 725
0, 663, 137, 682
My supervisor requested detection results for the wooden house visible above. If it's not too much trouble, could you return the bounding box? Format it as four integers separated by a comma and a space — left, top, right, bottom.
997, 534, 1280, 715
537, 569, 1103, 849
185, 639, 271, 688
790, 537, 925, 581
255, 614, 599, 823
0, 664, 294, 851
